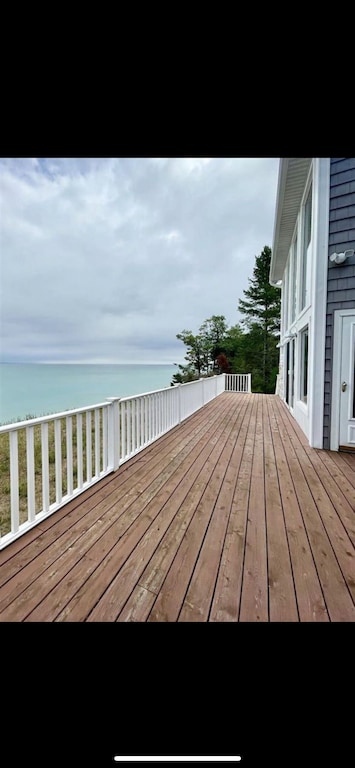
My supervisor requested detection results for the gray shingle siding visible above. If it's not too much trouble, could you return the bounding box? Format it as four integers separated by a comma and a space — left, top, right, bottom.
329, 229, 355, 245
329, 217, 355, 233
329, 182, 355, 198
330, 192, 355, 209
329, 205, 355, 222
323, 158, 355, 449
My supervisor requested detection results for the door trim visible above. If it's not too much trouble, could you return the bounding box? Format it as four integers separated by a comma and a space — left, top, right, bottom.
330, 309, 355, 451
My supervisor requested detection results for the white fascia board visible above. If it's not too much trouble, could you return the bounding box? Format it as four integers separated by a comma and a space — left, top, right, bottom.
270, 159, 288, 284
270, 158, 312, 285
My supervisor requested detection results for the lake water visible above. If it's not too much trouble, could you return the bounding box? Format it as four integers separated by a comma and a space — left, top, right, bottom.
0, 364, 177, 425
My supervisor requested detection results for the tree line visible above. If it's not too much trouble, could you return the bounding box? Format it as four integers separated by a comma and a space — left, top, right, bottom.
171, 246, 281, 394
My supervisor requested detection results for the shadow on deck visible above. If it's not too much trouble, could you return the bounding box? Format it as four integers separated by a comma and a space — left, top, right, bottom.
0, 392, 354, 621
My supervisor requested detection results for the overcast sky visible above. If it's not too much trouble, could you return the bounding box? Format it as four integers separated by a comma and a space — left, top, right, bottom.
0, 157, 279, 364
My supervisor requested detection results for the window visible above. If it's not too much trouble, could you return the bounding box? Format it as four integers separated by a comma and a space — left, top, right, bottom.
291, 234, 297, 323
301, 184, 312, 310
283, 264, 289, 333
285, 338, 295, 408
300, 326, 309, 403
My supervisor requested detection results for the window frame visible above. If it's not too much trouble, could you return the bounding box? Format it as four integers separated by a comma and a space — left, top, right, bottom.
299, 325, 309, 404
300, 175, 313, 312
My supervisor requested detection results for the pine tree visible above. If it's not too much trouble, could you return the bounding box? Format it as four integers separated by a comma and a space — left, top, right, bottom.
238, 246, 281, 393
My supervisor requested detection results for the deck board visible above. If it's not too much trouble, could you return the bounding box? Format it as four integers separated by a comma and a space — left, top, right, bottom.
263, 397, 299, 621
0, 392, 354, 622
266, 398, 328, 621
239, 395, 268, 621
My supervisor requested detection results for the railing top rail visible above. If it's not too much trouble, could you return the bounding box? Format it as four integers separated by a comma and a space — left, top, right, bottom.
180, 375, 219, 388
0, 401, 111, 433
119, 385, 174, 402
0, 373, 228, 433
119, 374, 223, 402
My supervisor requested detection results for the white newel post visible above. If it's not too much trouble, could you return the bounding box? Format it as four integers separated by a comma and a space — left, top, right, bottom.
107, 397, 121, 471
248, 374, 251, 393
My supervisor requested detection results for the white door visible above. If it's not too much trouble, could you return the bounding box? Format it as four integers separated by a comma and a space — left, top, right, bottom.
339, 314, 355, 448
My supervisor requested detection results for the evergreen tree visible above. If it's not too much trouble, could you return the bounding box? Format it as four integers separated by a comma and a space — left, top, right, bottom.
238, 246, 280, 393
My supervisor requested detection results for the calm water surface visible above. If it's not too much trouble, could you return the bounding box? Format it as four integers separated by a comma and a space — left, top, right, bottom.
0, 364, 177, 424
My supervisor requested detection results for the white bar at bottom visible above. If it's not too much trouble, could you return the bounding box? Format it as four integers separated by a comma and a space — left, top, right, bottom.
114, 758, 241, 763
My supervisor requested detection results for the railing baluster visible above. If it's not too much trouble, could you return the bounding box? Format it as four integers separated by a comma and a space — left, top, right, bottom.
77, 413, 83, 487
131, 399, 136, 454
136, 398, 140, 450
102, 407, 107, 472
150, 394, 154, 439
41, 422, 50, 513
94, 408, 100, 478
86, 411, 92, 483
26, 426, 35, 522
9, 431, 19, 534
121, 401, 126, 458
66, 416, 73, 496
141, 397, 147, 445
55, 419, 62, 504
127, 401, 131, 457
149, 396, 152, 442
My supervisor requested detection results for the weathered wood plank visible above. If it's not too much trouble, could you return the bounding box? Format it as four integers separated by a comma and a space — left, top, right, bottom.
118, 584, 157, 622
272, 397, 355, 621
275, 399, 355, 604
179, 397, 253, 621
147, 402, 248, 622
209, 397, 257, 621
267, 397, 328, 621
262, 397, 299, 621
87, 398, 245, 622
312, 449, 355, 545
117, 401, 251, 622
1, 397, 232, 621
27, 395, 234, 622
0, 392, 354, 623
323, 451, 355, 491
239, 395, 269, 621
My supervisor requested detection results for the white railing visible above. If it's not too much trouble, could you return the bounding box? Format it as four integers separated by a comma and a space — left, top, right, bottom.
0, 401, 113, 550
0, 372, 251, 549
224, 373, 251, 393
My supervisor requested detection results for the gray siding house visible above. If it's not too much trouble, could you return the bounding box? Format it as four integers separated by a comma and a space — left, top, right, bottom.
270, 158, 355, 451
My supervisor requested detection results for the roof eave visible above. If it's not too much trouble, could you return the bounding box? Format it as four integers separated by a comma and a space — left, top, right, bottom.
270, 158, 312, 284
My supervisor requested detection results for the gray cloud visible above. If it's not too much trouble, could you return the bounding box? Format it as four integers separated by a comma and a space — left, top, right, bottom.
0, 157, 279, 363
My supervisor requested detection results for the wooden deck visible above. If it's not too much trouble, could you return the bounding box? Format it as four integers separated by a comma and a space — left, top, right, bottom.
0, 392, 354, 622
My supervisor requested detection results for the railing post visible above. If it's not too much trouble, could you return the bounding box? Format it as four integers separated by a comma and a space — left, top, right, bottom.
107, 397, 121, 471
248, 374, 251, 393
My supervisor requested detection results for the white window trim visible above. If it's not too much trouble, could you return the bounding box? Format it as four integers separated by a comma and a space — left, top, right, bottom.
291, 234, 298, 324
308, 157, 330, 448
279, 158, 330, 447
330, 308, 355, 451
300, 171, 313, 313
299, 325, 309, 405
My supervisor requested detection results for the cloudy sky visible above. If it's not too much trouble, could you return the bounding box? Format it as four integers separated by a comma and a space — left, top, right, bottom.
0, 157, 279, 364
